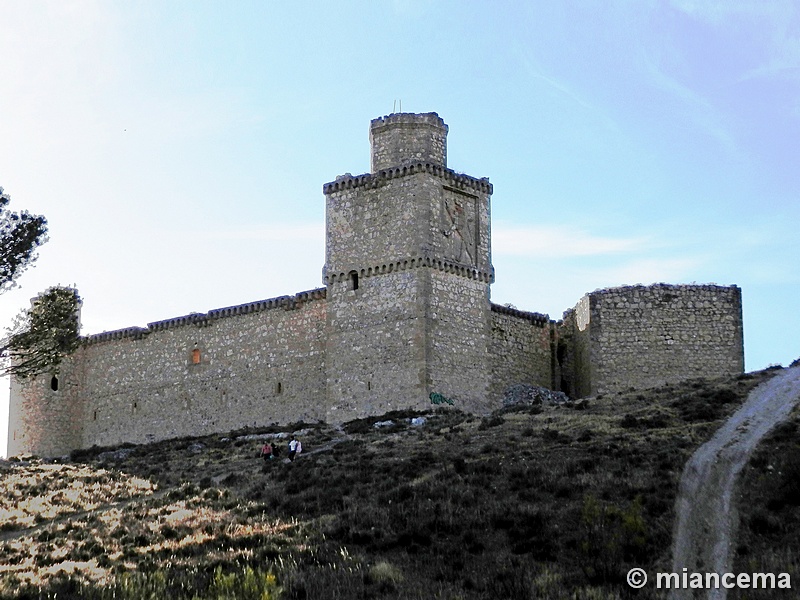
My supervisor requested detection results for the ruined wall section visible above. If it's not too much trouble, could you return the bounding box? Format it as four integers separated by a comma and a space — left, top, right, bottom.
559, 295, 593, 398
581, 284, 744, 396
489, 305, 553, 402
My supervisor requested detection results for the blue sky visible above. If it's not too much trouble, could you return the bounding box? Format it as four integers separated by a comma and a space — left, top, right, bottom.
1, 1, 798, 455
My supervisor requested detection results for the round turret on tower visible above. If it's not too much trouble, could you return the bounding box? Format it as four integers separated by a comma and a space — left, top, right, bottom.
369, 112, 448, 172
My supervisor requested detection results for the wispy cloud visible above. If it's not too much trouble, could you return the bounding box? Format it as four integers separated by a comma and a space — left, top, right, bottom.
670, 0, 800, 83
512, 35, 614, 124
182, 223, 324, 242
493, 224, 647, 258
669, 0, 792, 27
638, 54, 741, 157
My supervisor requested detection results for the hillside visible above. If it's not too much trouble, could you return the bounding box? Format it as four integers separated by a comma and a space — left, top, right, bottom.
1, 367, 797, 599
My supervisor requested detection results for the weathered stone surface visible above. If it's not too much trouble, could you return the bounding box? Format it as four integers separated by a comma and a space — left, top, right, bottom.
559, 284, 744, 397
7, 114, 745, 458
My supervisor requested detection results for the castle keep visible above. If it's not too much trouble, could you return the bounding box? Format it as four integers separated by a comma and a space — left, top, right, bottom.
7, 113, 745, 457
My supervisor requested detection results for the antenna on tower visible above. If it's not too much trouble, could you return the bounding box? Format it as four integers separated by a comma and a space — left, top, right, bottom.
392, 99, 403, 114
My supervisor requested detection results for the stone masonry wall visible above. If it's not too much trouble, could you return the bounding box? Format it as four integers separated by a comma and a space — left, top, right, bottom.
7, 360, 84, 458
370, 113, 448, 172
325, 271, 427, 421
426, 270, 491, 414
324, 113, 495, 419
489, 305, 553, 402
582, 284, 744, 396
558, 295, 593, 398
325, 174, 439, 278
10, 290, 328, 454
7, 113, 750, 458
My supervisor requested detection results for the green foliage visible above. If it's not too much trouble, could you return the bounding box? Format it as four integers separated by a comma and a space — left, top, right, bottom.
13, 566, 282, 600
1, 286, 81, 378
0, 187, 48, 294
197, 566, 282, 600
578, 495, 647, 584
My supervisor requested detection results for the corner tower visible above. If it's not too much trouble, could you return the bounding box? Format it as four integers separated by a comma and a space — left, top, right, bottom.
324, 113, 494, 420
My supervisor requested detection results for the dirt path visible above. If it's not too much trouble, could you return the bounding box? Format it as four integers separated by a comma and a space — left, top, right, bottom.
670, 366, 800, 600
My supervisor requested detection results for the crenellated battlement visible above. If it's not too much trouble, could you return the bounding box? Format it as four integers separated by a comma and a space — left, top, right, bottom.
323, 161, 492, 195
325, 256, 493, 286
84, 288, 327, 345
369, 112, 448, 171
84, 326, 149, 344
588, 282, 739, 298
490, 303, 550, 327
371, 112, 446, 129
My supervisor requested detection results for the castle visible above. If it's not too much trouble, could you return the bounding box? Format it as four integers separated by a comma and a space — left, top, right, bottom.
7, 113, 745, 458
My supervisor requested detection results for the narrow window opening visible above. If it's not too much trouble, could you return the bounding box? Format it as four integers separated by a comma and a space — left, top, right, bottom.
349, 271, 359, 291
276, 381, 283, 394
191, 348, 201, 364
50, 375, 59, 392
93, 410, 97, 421
367, 381, 371, 391
13, 431, 16, 441
133, 401, 138, 412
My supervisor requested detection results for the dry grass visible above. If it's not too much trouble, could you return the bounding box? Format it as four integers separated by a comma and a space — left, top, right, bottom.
0, 368, 786, 599
0, 463, 154, 531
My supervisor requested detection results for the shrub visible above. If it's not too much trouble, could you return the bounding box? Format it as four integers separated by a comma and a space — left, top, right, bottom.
478, 415, 504, 430
578, 495, 647, 584
365, 561, 404, 592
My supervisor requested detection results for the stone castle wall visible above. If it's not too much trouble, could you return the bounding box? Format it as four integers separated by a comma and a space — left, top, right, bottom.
559, 295, 593, 398
8, 290, 328, 457
325, 271, 427, 421
560, 284, 744, 397
426, 270, 491, 413
7, 112, 747, 458
7, 361, 84, 459
489, 305, 553, 402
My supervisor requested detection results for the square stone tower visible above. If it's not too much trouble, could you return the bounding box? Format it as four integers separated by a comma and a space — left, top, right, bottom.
323, 113, 494, 420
